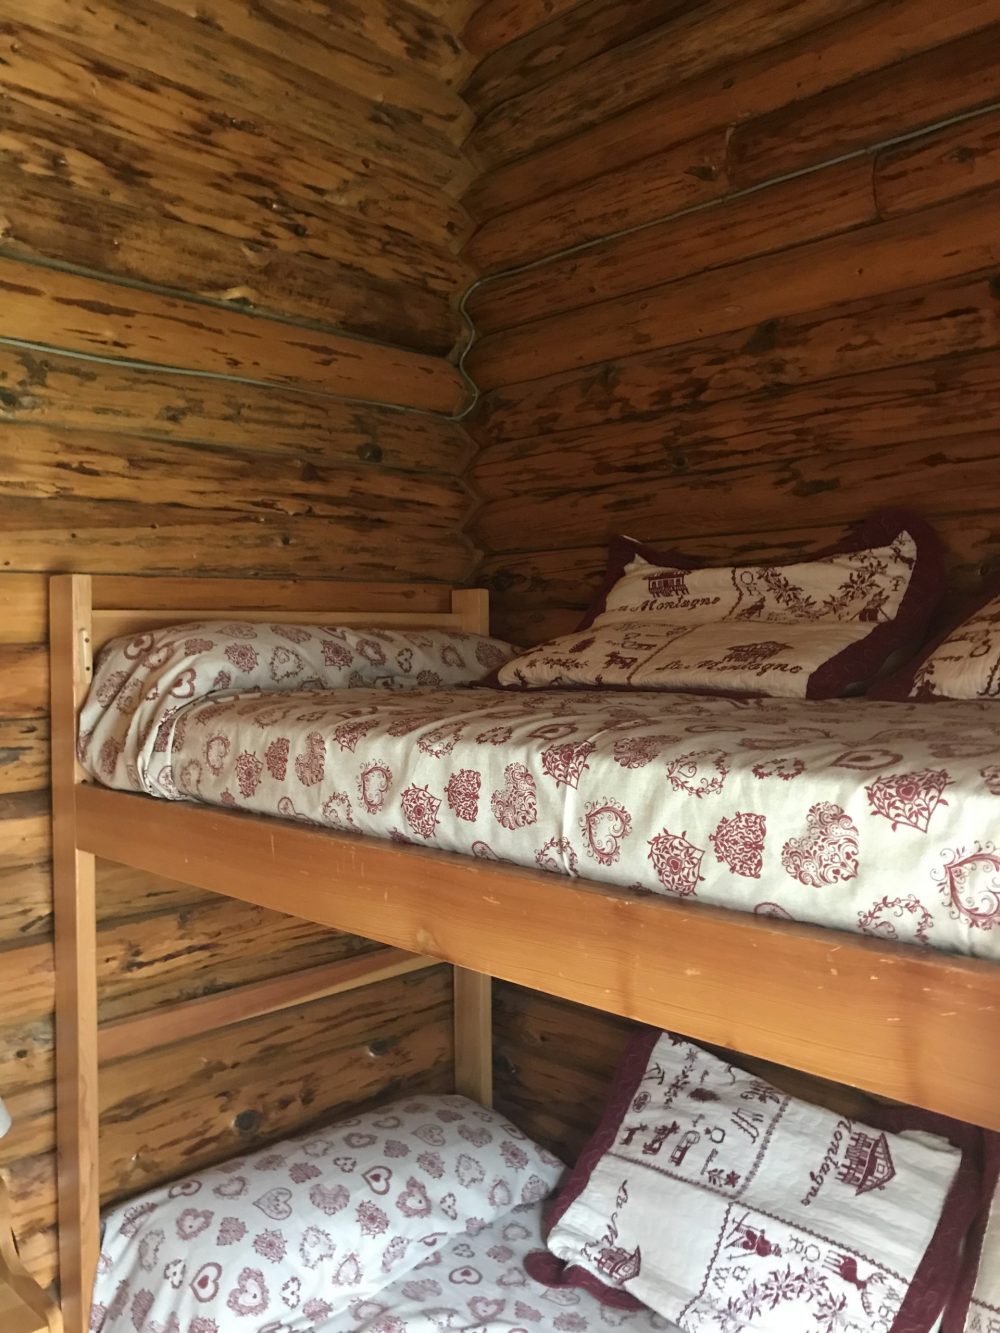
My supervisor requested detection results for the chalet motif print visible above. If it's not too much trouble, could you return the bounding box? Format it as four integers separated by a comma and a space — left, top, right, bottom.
837, 1129, 896, 1196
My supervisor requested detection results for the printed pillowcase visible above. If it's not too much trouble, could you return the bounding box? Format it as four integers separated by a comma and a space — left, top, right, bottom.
528, 1029, 985, 1332
79, 621, 517, 796
497, 512, 944, 699
91, 1093, 563, 1333
870, 585, 1000, 701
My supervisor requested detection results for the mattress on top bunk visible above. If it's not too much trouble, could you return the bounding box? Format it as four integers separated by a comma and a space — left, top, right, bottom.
80, 661, 1000, 961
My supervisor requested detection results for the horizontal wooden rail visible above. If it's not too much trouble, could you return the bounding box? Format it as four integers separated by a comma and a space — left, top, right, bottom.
76, 783, 1000, 1131
97, 949, 439, 1063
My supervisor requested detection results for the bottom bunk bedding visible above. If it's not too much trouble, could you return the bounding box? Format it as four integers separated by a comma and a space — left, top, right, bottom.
83, 677, 1000, 961
90, 1092, 674, 1333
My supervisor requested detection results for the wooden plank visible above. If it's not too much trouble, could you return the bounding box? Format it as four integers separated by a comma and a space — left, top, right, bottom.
0, 259, 467, 413
462, 0, 696, 113
75, 784, 1000, 1130
0, 347, 473, 476
473, 271, 1000, 446
0, 721, 47, 798
876, 105, 1000, 216
729, 24, 1000, 189
0, 578, 47, 645
98, 968, 453, 1204
453, 969, 493, 1106
467, 129, 727, 273
0, 427, 472, 531
98, 949, 439, 1062
466, 0, 997, 216
88, 575, 454, 615
466, 189, 1000, 390
49, 575, 98, 1333
3, 5, 470, 194
0, 495, 475, 583
468, 156, 876, 334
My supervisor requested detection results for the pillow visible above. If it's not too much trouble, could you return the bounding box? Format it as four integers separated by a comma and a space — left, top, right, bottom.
496, 512, 944, 699
528, 1029, 984, 1332
79, 620, 518, 795
90, 1093, 564, 1332
870, 585, 1000, 701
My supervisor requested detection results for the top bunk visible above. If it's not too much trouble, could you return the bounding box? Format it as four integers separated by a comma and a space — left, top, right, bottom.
51, 573, 1000, 1135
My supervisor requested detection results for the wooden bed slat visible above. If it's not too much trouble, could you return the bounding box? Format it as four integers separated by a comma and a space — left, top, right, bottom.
74, 783, 1000, 1133
97, 949, 440, 1064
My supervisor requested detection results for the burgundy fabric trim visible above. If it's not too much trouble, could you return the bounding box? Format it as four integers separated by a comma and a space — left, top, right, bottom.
868, 579, 1000, 701
940, 1134, 1000, 1333
531, 1025, 992, 1324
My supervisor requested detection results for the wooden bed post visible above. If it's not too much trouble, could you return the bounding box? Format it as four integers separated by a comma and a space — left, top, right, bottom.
450, 589, 495, 1106
50, 576, 98, 1333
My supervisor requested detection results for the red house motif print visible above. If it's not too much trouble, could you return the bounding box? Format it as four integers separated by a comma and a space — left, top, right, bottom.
646, 571, 690, 602
837, 1130, 896, 1195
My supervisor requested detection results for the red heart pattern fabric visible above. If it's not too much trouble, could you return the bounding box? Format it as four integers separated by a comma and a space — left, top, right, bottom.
82, 676, 1000, 962
80, 622, 518, 797
91, 1094, 562, 1332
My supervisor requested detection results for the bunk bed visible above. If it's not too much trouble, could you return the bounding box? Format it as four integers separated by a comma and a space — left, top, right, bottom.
50, 573, 1000, 1333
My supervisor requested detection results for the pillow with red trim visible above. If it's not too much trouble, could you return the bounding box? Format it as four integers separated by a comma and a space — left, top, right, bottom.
495, 512, 944, 699
526, 1028, 987, 1332
869, 584, 1000, 700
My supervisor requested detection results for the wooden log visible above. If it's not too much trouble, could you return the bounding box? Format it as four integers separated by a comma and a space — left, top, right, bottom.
461, 0, 582, 55
0, 259, 467, 412
96, 900, 381, 1022
0, 346, 472, 476
474, 348, 1000, 507
467, 129, 727, 274
0, 427, 473, 531
0, 493, 476, 582
473, 271, 1000, 445
0, 166, 464, 354
468, 157, 876, 334
0, 721, 47, 797
0, 794, 49, 872
462, 0, 697, 113
0, 74, 471, 268
96, 864, 213, 925
468, 0, 873, 166
876, 105, 1000, 216
1, 4, 471, 193
466, 0, 996, 216
729, 24, 1000, 189
294, 0, 471, 86
152, 0, 473, 144
476, 427, 1000, 556
0, 653, 46, 725
98, 968, 453, 1204
0, 863, 51, 942
466, 189, 1000, 390
0, 577, 47, 645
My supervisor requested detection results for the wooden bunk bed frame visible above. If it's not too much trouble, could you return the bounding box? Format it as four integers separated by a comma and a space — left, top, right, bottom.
50, 573, 1000, 1332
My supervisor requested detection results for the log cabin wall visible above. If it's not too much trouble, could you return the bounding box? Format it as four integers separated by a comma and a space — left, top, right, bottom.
460, 0, 1000, 1142
0, 0, 478, 1284
464, 0, 1000, 645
